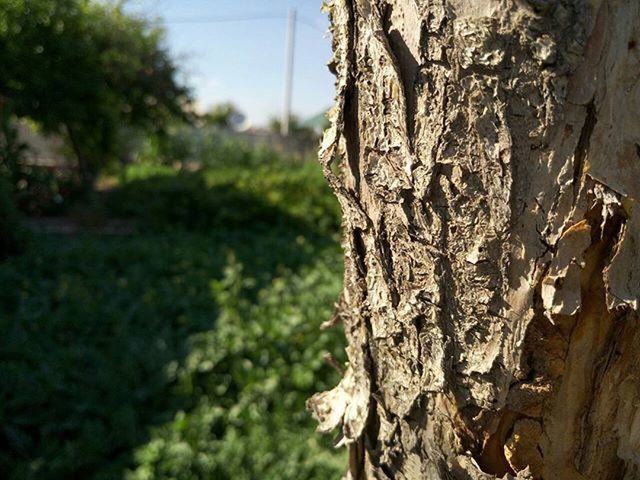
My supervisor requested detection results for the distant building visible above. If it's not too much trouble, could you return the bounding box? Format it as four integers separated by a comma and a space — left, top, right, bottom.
14, 120, 68, 168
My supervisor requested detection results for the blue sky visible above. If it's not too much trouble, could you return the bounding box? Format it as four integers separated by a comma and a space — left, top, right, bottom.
125, 0, 335, 127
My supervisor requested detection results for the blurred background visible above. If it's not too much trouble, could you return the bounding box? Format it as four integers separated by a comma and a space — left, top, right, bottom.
0, 1, 347, 479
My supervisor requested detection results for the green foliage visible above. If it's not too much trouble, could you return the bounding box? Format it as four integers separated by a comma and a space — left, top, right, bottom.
138, 125, 286, 168
0, 0, 191, 183
0, 107, 28, 185
107, 162, 341, 236
268, 115, 319, 143
0, 159, 346, 479
0, 113, 69, 214
125, 252, 346, 480
201, 103, 244, 129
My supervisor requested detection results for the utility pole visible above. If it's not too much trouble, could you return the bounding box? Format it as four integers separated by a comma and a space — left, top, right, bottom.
280, 7, 296, 136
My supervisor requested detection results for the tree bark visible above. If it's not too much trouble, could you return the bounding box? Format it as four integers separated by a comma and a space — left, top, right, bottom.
308, 1, 640, 478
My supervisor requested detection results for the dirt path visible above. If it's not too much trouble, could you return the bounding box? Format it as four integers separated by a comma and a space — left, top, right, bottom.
24, 217, 137, 235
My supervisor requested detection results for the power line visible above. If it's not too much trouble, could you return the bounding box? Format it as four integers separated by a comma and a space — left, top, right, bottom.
152, 8, 328, 132
165, 13, 285, 23
162, 13, 326, 33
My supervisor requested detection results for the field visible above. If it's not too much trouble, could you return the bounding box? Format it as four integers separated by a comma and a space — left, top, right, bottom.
0, 160, 346, 479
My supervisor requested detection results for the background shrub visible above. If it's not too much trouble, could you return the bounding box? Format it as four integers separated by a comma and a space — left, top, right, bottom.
0, 157, 346, 480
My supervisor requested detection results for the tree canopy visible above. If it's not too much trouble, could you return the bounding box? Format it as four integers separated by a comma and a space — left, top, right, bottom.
0, 0, 192, 184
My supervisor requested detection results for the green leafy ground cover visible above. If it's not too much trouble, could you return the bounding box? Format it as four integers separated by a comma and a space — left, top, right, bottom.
0, 161, 346, 479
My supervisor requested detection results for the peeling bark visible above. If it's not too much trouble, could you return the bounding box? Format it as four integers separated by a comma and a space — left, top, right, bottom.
308, 0, 640, 478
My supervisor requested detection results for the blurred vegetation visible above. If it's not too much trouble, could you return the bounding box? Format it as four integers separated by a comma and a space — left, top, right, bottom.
268, 115, 319, 144
0, 108, 71, 215
0, 106, 28, 188
137, 125, 286, 170
0, 157, 346, 479
107, 161, 340, 235
0, 0, 191, 187
0, 2, 344, 478
200, 102, 245, 130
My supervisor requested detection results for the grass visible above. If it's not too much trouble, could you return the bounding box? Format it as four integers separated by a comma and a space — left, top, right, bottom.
0, 160, 346, 479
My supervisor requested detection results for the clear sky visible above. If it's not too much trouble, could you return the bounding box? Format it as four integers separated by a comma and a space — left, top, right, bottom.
124, 0, 335, 127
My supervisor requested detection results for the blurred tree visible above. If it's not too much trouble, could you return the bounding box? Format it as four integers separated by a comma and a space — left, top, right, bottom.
201, 102, 245, 130
0, 101, 29, 190
268, 115, 317, 143
0, 0, 192, 189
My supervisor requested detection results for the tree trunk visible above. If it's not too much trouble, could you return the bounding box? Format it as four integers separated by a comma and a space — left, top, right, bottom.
308, 1, 640, 478
66, 123, 93, 191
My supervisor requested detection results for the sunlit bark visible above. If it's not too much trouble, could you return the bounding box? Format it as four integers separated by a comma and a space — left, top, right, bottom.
309, 1, 640, 478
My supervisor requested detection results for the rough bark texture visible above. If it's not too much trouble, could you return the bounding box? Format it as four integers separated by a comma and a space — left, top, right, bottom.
307, 0, 640, 478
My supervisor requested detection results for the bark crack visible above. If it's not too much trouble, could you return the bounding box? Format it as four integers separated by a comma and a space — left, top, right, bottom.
572, 101, 597, 200
381, 2, 419, 144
